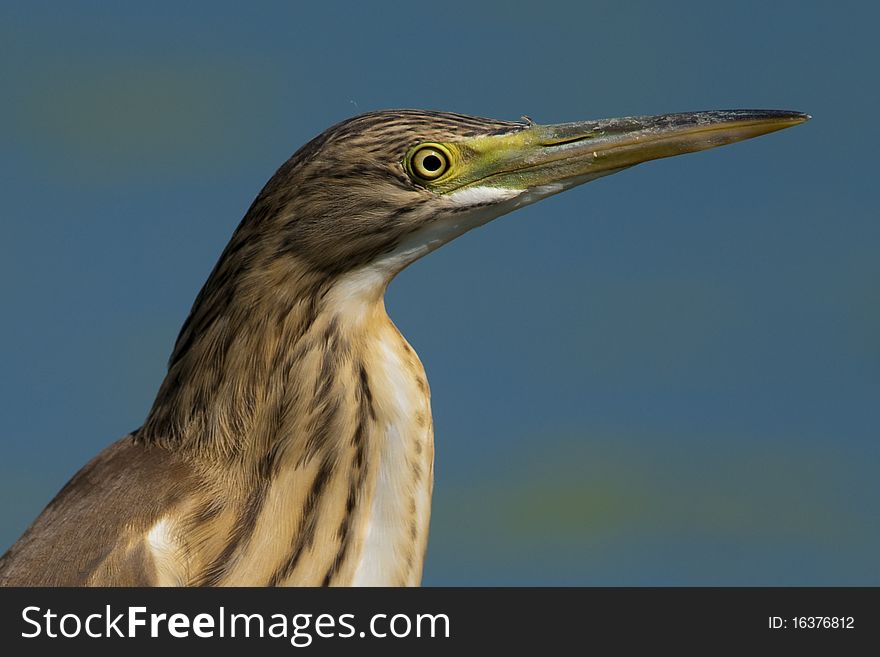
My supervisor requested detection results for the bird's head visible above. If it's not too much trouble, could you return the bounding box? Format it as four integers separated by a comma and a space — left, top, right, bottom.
254, 108, 807, 282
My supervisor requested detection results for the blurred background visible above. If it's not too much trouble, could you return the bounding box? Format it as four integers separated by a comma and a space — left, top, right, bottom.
0, 1, 876, 585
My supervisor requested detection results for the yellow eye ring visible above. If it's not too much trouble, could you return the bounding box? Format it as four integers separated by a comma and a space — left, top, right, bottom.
409, 145, 451, 181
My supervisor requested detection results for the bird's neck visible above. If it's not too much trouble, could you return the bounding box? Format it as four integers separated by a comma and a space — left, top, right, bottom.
139, 258, 434, 585
142, 258, 407, 458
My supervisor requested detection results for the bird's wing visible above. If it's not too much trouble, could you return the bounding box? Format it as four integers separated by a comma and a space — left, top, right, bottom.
0, 435, 204, 586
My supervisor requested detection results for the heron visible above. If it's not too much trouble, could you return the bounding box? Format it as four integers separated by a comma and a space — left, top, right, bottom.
0, 108, 807, 586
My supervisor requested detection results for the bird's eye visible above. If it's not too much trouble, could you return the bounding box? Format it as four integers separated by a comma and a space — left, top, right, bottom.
409, 145, 451, 181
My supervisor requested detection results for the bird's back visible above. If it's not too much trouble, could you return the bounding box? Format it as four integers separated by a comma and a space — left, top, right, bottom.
0, 436, 200, 585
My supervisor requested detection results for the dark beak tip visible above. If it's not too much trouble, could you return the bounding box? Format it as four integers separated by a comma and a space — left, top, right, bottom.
718, 109, 811, 131
730, 109, 811, 123
784, 110, 811, 123
702, 109, 810, 125
776, 110, 811, 124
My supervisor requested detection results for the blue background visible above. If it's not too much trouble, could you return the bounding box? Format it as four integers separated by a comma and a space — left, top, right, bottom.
1, 1, 877, 585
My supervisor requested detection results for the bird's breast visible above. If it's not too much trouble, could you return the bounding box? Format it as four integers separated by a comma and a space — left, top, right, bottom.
349, 323, 434, 586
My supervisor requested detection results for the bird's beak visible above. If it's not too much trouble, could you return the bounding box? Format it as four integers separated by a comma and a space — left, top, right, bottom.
442, 110, 810, 196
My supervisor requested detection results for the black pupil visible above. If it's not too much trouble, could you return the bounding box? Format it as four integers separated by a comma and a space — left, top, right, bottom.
422, 154, 442, 172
